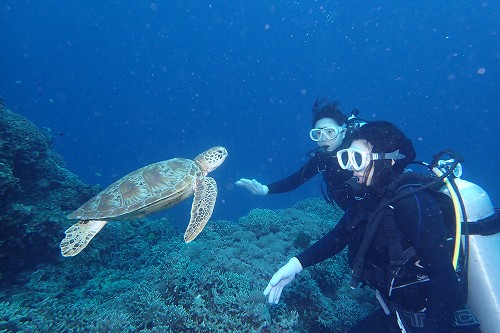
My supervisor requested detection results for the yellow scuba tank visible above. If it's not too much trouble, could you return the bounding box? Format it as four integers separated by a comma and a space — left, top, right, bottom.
440, 176, 499, 333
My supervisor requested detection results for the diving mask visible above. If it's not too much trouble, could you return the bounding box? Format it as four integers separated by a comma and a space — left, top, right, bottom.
309, 126, 344, 142
337, 148, 405, 171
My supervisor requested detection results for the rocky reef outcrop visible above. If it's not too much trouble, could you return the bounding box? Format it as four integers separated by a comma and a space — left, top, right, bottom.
0, 100, 99, 284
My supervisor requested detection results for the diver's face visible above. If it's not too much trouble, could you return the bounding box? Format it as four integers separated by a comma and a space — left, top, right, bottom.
350, 139, 374, 186
312, 118, 346, 151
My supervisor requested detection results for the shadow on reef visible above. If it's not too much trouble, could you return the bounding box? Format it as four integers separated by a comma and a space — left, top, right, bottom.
0, 100, 100, 285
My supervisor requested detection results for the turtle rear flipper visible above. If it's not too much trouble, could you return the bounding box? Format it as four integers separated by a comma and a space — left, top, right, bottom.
60, 220, 108, 257
184, 177, 217, 242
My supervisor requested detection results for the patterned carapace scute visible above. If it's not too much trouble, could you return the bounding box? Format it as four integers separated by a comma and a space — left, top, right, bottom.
68, 158, 198, 220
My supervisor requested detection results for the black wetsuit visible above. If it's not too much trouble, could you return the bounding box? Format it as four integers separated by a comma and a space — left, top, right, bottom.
296, 184, 479, 333
266, 148, 353, 208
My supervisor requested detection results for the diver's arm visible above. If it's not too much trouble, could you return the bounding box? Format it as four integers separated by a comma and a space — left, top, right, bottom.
295, 215, 351, 268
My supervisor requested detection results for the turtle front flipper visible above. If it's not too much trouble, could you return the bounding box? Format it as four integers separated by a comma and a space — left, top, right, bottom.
60, 220, 108, 257
184, 177, 217, 242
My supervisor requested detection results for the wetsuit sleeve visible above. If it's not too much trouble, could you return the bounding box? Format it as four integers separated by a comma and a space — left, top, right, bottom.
394, 190, 459, 333
296, 215, 351, 268
267, 157, 319, 194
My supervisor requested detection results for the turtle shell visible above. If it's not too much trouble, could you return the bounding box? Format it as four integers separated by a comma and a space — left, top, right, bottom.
68, 158, 200, 220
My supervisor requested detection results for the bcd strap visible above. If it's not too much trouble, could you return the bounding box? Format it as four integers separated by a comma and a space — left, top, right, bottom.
349, 205, 392, 288
383, 207, 407, 278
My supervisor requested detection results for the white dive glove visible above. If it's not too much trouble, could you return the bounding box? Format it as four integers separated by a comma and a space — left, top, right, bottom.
263, 257, 303, 304
235, 178, 269, 196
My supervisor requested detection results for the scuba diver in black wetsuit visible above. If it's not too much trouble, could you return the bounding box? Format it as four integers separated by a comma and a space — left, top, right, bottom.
236, 98, 364, 210
263, 121, 485, 333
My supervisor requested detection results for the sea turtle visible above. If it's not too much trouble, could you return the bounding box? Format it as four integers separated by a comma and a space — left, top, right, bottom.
60, 146, 228, 257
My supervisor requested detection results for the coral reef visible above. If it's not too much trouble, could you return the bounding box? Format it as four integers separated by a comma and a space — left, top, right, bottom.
0, 104, 377, 332
0, 200, 377, 333
0, 103, 99, 284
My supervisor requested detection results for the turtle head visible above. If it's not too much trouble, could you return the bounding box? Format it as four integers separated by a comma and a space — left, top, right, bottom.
195, 146, 228, 175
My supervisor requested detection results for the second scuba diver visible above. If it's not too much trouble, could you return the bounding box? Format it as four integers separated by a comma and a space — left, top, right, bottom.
236, 98, 357, 210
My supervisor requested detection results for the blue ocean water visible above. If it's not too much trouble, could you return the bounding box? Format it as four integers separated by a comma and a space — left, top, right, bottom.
1, 0, 498, 227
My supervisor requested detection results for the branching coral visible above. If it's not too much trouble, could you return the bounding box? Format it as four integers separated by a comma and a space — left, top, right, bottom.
0, 104, 375, 332
0, 196, 377, 333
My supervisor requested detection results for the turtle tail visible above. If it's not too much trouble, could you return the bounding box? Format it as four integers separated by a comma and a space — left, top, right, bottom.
60, 220, 107, 257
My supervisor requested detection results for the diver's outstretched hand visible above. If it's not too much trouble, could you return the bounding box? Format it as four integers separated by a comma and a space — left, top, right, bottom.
235, 178, 269, 196
263, 257, 303, 304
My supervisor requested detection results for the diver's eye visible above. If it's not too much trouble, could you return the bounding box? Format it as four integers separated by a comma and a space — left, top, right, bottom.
325, 129, 335, 135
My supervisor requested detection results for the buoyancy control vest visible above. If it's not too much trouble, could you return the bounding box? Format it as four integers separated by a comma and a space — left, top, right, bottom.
349, 150, 499, 289
347, 178, 467, 309
346, 149, 499, 331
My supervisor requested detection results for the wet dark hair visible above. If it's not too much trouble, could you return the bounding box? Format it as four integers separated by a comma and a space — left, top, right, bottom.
311, 98, 348, 128
350, 121, 416, 190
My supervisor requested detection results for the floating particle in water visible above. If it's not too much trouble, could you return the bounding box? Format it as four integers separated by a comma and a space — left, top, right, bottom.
477, 67, 486, 75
